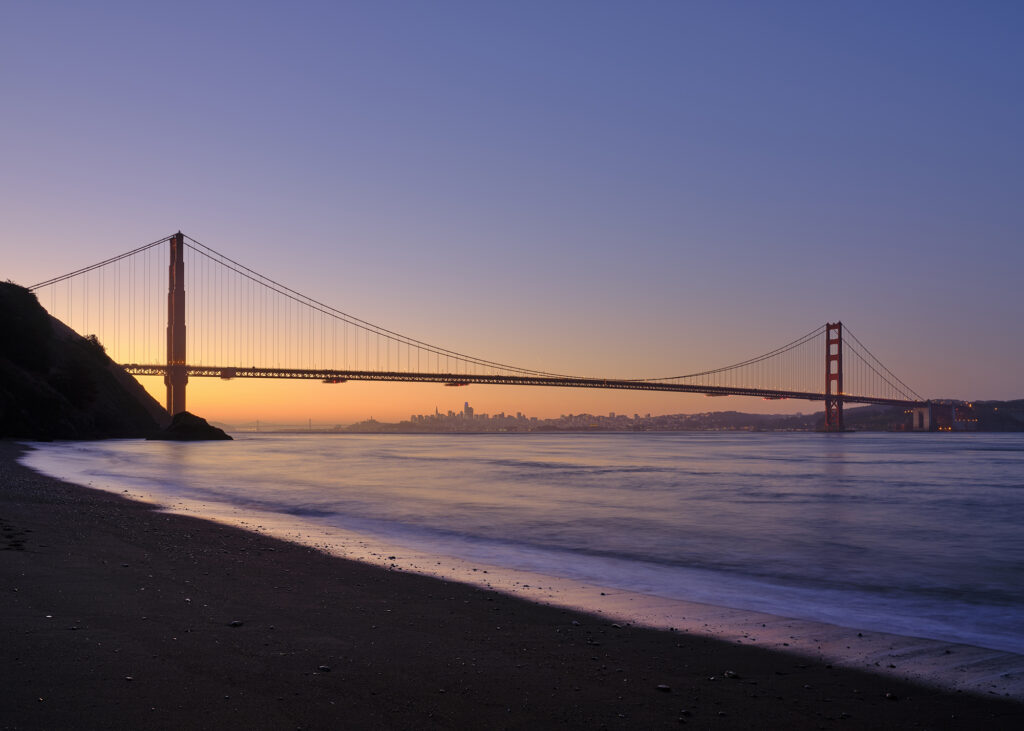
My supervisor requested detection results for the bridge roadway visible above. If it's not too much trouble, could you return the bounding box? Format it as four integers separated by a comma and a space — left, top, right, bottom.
122, 364, 925, 408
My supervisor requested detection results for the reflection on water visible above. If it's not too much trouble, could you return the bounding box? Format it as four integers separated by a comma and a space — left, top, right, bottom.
24, 432, 1024, 654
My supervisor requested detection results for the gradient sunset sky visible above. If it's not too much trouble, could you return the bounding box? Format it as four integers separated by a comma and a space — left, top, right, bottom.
3, 2, 1022, 424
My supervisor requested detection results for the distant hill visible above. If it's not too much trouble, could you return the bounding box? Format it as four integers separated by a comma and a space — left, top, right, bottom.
0, 282, 170, 439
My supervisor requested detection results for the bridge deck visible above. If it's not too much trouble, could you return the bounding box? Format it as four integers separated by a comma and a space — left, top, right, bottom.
122, 364, 925, 408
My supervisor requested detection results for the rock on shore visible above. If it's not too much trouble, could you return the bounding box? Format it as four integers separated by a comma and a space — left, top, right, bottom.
148, 411, 232, 441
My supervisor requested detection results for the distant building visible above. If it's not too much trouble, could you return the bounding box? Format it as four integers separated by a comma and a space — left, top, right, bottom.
464, 402, 474, 418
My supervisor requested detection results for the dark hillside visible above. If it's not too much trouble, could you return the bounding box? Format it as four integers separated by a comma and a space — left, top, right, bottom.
0, 282, 169, 439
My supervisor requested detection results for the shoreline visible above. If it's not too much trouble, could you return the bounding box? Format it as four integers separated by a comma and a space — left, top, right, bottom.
3, 441, 1022, 728
22, 437, 1024, 698
69, 475, 1024, 701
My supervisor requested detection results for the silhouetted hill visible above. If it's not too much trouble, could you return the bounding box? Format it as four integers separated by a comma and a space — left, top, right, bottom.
0, 282, 170, 439
811, 404, 909, 431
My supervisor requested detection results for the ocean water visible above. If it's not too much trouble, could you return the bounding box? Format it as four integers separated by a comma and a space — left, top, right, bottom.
22, 432, 1024, 655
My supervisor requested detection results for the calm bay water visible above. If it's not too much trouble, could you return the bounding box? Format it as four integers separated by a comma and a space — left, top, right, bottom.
23, 432, 1024, 654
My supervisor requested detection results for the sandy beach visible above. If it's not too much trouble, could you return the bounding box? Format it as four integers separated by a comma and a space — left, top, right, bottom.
2, 442, 1022, 729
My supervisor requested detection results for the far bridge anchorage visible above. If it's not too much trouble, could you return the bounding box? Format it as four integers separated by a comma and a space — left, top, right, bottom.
29, 232, 932, 431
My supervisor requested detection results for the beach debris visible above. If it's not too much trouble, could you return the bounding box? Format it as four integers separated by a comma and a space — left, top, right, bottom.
228, 620, 244, 627
656, 684, 672, 693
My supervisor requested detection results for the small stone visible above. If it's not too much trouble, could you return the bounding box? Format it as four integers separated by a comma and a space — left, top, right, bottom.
656, 684, 672, 693
723, 670, 740, 679
228, 620, 243, 627
885, 692, 899, 701
125, 676, 134, 682
318, 665, 331, 672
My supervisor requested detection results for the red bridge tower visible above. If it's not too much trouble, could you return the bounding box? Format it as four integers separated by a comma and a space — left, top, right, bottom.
824, 322, 843, 431
165, 232, 187, 414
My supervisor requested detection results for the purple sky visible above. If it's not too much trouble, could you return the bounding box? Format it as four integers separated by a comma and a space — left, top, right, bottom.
3, 2, 1022, 421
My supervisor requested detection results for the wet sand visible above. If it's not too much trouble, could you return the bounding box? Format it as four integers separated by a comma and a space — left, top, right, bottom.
2, 442, 1021, 729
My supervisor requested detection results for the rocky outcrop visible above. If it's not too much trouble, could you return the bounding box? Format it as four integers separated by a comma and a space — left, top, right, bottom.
0, 282, 170, 440
148, 411, 232, 441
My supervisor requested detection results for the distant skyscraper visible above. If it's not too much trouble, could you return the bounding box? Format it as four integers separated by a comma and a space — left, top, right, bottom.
464, 402, 474, 418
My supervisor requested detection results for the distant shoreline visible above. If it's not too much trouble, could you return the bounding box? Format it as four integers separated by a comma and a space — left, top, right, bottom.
220, 400, 1024, 434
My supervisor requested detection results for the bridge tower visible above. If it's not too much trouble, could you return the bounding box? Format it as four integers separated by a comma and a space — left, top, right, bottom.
165, 232, 187, 414
824, 322, 843, 431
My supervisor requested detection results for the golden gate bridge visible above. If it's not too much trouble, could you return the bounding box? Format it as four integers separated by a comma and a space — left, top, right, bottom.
29, 233, 928, 431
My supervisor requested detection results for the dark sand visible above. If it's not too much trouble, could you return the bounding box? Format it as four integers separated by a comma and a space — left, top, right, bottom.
2, 443, 1021, 729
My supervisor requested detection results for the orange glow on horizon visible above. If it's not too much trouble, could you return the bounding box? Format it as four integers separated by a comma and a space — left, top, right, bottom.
135, 376, 817, 426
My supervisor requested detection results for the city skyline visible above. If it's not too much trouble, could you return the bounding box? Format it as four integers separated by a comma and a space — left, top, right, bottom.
4, 2, 1022, 423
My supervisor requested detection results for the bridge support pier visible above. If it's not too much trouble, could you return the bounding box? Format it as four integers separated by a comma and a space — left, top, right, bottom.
165, 232, 187, 415
824, 322, 844, 431
911, 404, 932, 431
